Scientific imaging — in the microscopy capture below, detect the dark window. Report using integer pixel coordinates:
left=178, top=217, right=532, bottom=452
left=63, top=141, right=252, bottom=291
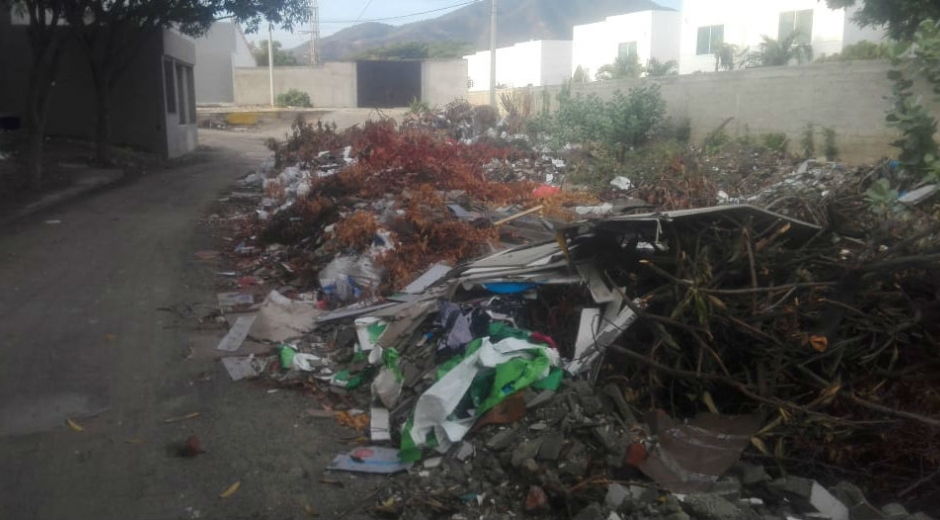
left=185, top=65, right=196, bottom=124
left=176, top=63, right=186, bottom=124
left=163, top=58, right=176, bottom=114
left=618, top=41, right=638, bottom=60
left=779, top=10, right=813, bottom=44
left=696, top=25, right=724, bottom=55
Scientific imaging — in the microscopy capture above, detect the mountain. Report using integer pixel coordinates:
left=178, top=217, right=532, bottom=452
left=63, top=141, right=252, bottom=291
left=292, top=0, right=668, bottom=61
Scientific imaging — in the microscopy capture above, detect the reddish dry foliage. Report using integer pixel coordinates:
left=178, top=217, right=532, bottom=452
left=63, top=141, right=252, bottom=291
left=333, top=211, right=378, bottom=250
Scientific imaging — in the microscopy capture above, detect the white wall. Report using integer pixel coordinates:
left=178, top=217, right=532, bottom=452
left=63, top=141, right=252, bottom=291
left=465, top=40, right=573, bottom=92
left=678, top=0, right=885, bottom=74
left=572, top=10, right=682, bottom=81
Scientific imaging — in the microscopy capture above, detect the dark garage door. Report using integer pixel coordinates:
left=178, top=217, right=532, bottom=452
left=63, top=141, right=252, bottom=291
left=357, top=61, right=422, bottom=108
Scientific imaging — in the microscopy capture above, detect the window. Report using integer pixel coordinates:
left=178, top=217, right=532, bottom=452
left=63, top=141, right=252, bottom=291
left=696, top=25, right=724, bottom=55
left=163, top=59, right=176, bottom=114
left=618, top=41, right=638, bottom=60
left=176, top=63, right=186, bottom=124
left=779, top=10, right=813, bottom=44
left=185, top=65, right=196, bottom=124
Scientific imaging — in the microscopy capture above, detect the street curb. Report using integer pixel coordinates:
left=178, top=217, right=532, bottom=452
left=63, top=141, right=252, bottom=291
left=0, top=168, right=124, bottom=226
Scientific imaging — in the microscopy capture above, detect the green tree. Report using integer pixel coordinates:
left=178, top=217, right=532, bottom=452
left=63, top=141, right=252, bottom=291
left=253, top=40, right=299, bottom=66
left=57, top=0, right=309, bottom=166
left=747, top=33, right=813, bottom=67
left=714, top=43, right=745, bottom=71
left=571, top=65, right=590, bottom=83
left=595, top=54, right=644, bottom=81
left=826, top=0, right=940, bottom=41
left=817, top=40, right=892, bottom=62
left=5, top=0, right=70, bottom=189
left=646, top=58, right=678, bottom=76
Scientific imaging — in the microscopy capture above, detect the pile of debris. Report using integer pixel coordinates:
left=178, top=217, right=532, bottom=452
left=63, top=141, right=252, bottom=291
left=207, top=110, right=940, bottom=519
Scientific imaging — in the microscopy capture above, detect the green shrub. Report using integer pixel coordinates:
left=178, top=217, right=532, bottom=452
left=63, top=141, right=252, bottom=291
left=550, top=84, right=666, bottom=161
left=823, top=127, right=839, bottom=161
left=801, top=123, right=816, bottom=159
left=276, top=89, right=313, bottom=108
left=408, top=97, right=430, bottom=115
left=761, top=132, right=789, bottom=153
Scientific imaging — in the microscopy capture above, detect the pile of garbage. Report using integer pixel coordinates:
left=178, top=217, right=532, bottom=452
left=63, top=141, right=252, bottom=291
left=207, top=110, right=940, bottom=518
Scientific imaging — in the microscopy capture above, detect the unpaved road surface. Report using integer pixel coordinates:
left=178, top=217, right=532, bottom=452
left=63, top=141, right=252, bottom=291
left=0, top=120, right=385, bottom=519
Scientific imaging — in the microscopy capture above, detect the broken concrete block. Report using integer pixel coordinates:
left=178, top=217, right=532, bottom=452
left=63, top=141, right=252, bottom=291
left=710, top=477, right=742, bottom=500
left=606, top=483, right=629, bottom=508
left=830, top=481, right=867, bottom=508
left=573, top=503, right=605, bottom=520
left=511, top=438, right=543, bottom=468
left=881, top=503, right=910, bottom=519
left=681, top=494, right=758, bottom=520
left=486, top=428, right=518, bottom=451
left=770, top=477, right=849, bottom=520
left=809, top=482, right=849, bottom=520
left=734, top=461, right=771, bottom=485
left=850, top=502, right=887, bottom=520
left=537, top=432, right=565, bottom=461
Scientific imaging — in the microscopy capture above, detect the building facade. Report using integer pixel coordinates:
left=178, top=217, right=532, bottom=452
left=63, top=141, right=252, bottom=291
left=193, top=22, right=255, bottom=105
left=464, top=40, right=573, bottom=92
left=0, top=12, right=198, bottom=158
left=678, top=0, right=885, bottom=74
left=572, top=10, right=682, bottom=81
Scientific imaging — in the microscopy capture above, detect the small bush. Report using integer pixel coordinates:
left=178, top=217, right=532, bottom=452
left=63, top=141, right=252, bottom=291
left=276, top=89, right=313, bottom=108
left=408, top=97, right=430, bottom=115
left=550, top=84, right=666, bottom=161
left=761, top=132, right=789, bottom=154
left=801, top=123, right=816, bottom=159
left=823, top=127, right=839, bottom=161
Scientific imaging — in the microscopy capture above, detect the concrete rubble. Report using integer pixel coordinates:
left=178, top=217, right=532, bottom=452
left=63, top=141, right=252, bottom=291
left=200, top=105, right=940, bottom=518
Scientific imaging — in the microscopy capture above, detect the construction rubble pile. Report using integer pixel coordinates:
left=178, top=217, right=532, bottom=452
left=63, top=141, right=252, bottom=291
left=208, top=106, right=940, bottom=519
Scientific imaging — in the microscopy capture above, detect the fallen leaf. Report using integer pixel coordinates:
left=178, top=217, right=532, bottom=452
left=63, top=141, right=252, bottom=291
left=219, top=481, right=241, bottom=498
left=702, top=391, right=720, bottom=415
left=165, top=412, right=200, bottom=423
left=810, top=335, right=829, bottom=353
left=66, top=418, right=84, bottom=432
left=304, top=504, right=318, bottom=517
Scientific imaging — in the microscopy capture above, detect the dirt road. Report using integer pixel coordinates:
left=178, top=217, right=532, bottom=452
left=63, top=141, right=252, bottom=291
left=0, top=122, right=384, bottom=519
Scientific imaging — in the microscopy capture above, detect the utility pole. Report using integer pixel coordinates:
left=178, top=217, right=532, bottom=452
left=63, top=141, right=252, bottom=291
left=268, top=22, right=274, bottom=106
left=489, top=0, right=497, bottom=108
left=310, top=0, right=321, bottom=65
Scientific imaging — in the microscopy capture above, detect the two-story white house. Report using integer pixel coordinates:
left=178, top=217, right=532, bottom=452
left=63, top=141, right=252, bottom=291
left=571, top=9, right=682, bottom=80
left=678, top=0, right=886, bottom=74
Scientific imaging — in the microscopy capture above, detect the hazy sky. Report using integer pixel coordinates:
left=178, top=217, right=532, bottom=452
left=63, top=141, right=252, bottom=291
left=263, top=0, right=683, bottom=49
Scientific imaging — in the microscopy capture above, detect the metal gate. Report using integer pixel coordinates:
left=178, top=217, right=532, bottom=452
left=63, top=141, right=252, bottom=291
left=356, top=61, right=422, bottom=108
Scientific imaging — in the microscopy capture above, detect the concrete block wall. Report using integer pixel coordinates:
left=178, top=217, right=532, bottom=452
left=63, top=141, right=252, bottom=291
left=234, top=63, right=358, bottom=107
left=234, top=60, right=468, bottom=108
left=422, top=60, right=469, bottom=107
left=468, top=61, right=940, bottom=165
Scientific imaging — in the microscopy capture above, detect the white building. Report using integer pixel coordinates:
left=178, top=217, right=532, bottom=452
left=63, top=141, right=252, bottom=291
left=193, top=22, right=255, bottom=105
left=572, top=10, right=682, bottom=81
left=678, top=0, right=886, bottom=74
left=464, top=40, right=573, bottom=91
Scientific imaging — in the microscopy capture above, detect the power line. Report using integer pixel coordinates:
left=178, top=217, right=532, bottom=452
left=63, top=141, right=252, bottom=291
left=319, top=0, right=477, bottom=24
left=355, top=0, right=374, bottom=22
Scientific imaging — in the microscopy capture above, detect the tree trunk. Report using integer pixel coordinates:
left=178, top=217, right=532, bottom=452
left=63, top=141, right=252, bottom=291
left=93, top=74, right=112, bottom=165
left=24, top=66, right=53, bottom=191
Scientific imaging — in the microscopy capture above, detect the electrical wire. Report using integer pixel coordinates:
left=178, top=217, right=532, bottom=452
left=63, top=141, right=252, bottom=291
left=320, top=0, right=477, bottom=24
left=354, top=0, right=374, bottom=22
